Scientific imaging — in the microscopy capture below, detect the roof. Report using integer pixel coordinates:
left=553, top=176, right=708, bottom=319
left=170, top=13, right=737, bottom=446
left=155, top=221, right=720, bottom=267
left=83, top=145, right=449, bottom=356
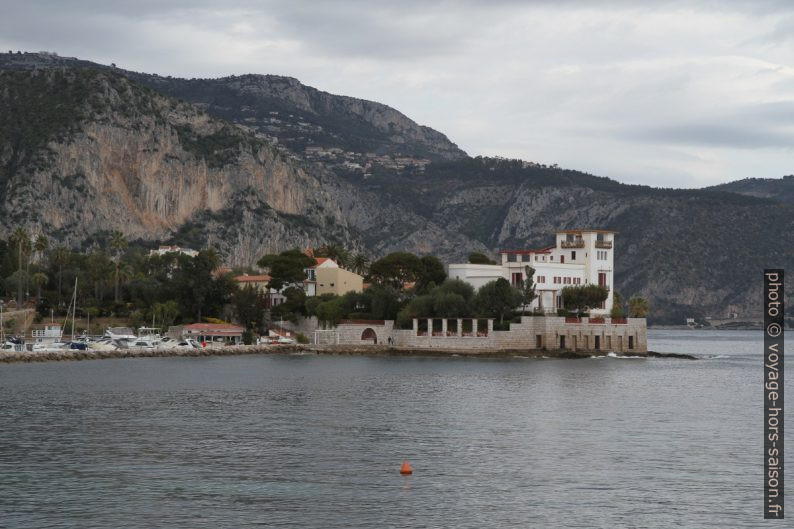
left=315, top=257, right=331, bottom=265
left=555, top=229, right=617, bottom=234
left=183, top=323, right=244, bottom=334
left=500, top=246, right=554, bottom=255
left=234, top=274, right=271, bottom=283
left=212, top=266, right=233, bottom=277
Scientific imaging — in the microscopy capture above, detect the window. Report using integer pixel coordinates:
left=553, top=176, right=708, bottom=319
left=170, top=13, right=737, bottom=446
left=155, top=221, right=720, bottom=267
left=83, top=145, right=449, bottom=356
left=571, top=251, right=576, bottom=260
left=507, top=253, right=517, bottom=262
left=550, top=256, right=554, bottom=261
left=560, top=255, right=565, bottom=264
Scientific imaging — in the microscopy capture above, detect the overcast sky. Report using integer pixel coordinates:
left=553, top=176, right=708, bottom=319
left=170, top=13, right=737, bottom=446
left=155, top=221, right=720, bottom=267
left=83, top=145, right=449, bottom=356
left=2, top=0, right=793, bottom=187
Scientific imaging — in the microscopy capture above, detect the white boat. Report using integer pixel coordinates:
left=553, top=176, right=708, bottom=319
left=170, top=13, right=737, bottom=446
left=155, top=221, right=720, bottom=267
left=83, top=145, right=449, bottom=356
left=88, top=338, right=118, bottom=351
left=130, top=338, right=158, bottom=349
left=137, top=327, right=162, bottom=348
left=32, top=341, right=68, bottom=352
left=1, top=340, right=25, bottom=352
left=104, top=327, right=137, bottom=341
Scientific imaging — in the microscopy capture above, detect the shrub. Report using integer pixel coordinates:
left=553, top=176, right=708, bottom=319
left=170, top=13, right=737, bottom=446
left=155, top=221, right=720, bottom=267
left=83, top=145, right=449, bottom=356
left=295, top=332, right=309, bottom=344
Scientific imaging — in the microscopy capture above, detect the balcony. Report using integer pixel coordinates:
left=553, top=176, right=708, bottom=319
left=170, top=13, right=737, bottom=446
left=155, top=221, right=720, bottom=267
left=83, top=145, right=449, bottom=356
left=595, top=240, right=612, bottom=249
left=560, top=240, right=585, bottom=248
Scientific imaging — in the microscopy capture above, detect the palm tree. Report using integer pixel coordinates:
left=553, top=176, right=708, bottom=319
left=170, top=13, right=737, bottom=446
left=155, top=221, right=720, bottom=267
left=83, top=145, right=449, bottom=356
left=34, top=234, right=48, bottom=264
left=350, top=252, right=369, bottom=276
left=316, top=243, right=349, bottom=268
left=628, top=296, right=650, bottom=318
left=10, top=228, right=30, bottom=305
left=50, top=246, right=70, bottom=307
left=109, top=231, right=128, bottom=302
left=31, top=272, right=48, bottom=300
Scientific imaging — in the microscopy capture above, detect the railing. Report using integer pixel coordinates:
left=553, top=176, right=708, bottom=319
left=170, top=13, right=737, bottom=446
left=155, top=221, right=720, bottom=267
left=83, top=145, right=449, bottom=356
left=595, top=241, right=612, bottom=249
left=560, top=240, right=585, bottom=248
left=611, top=318, right=627, bottom=324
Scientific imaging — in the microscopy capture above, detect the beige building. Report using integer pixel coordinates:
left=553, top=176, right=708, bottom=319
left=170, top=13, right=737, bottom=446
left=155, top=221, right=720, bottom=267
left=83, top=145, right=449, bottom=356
left=233, top=274, right=271, bottom=292
left=305, top=257, right=364, bottom=296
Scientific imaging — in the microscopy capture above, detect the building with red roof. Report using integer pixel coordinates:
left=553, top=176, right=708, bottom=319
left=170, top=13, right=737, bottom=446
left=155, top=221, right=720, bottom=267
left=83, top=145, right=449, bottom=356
left=181, top=323, right=244, bottom=345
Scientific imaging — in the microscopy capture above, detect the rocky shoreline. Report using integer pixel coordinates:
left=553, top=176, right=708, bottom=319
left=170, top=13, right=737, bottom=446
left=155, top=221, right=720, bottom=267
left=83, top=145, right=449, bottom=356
left=0, top=345, right=696, bottom=364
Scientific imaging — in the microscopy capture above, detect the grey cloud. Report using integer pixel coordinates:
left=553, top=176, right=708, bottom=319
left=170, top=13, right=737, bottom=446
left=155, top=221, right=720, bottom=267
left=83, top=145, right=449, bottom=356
left=623, top=124, right=792, bottom=149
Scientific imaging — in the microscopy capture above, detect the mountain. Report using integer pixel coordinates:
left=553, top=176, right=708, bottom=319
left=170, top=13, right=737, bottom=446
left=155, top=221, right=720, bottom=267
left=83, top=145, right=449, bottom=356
left=707, top=176, right=794, bottom=206
left=0, top=51, right=792, bottom=324
left=0, top=65, right=363, bottom=265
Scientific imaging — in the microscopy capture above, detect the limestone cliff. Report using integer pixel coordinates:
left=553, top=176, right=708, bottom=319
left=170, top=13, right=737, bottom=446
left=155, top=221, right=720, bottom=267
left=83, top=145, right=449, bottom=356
left=0, top=68, right=360, bottom=264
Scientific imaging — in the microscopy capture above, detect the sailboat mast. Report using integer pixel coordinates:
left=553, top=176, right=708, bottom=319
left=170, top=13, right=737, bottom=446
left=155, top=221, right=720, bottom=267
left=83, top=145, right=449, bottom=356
left=70, top=278, right=77, bottom=340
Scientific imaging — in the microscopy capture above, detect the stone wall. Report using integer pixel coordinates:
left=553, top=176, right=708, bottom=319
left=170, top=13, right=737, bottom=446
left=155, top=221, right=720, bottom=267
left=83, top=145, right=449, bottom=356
left=334, top=316, right=647, bottom=353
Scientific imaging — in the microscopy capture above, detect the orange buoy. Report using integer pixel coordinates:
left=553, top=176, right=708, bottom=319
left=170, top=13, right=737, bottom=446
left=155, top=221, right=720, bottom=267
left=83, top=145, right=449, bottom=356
left=400, top=460, right=413, bottom=475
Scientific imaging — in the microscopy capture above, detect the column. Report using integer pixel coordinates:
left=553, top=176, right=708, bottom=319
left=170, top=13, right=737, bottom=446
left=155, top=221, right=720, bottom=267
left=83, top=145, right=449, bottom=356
left=442, top=319, right=447, bottom=336
left=457, top=318, right=463, bottom=336
left=487, top=319, right=494, bottom=334
left=412, top=318, right=418, bottom=335
left=427, top=318, right=433, bottom=337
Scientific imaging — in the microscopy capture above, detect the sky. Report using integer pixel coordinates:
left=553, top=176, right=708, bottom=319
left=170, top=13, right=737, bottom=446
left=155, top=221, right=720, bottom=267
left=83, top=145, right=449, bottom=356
left=1, top=0, right=793, bottom=188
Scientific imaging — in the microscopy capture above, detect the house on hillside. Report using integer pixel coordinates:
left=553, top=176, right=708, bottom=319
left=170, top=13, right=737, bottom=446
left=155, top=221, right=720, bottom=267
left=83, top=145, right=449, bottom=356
left=233, top=273, right=286, bottom=308
left=149, top=245, right=199, bottom=258
left=449, top=229, right=616, bottom=315
left=303, top=257, right=364, bottom=297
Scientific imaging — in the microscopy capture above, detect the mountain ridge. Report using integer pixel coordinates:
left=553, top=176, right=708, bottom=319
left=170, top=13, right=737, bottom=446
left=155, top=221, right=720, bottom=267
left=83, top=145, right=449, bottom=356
left=0, top=51, right=791, bottom=324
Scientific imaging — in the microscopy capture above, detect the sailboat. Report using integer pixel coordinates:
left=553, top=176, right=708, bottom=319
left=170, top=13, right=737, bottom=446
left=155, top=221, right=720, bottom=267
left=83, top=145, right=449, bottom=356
left=42, top=278, right=86, bottom=351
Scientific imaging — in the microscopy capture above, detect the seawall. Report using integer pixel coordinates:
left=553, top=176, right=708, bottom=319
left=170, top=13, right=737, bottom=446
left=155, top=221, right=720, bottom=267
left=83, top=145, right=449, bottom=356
left=0, top=344, right=694, bottom=364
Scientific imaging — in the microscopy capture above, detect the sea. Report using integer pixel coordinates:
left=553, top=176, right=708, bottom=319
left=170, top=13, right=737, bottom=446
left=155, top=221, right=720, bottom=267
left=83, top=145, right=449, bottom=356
left=0, top=330, right=788, bottom=528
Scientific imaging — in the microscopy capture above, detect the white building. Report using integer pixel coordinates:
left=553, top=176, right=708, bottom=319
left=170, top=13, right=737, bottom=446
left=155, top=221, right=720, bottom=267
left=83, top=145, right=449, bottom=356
left=149, top=245, right=199, bottom=258
left=448, top=229, right=616, bottom=315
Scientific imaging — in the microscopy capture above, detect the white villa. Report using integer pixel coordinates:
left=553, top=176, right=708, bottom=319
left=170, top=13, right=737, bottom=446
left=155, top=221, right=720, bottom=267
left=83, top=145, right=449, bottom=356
left=448, top=229, right=616, bottom=315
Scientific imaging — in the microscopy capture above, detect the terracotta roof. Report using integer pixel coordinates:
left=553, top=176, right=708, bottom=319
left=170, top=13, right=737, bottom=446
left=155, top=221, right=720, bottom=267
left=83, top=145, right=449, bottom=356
left=234, top=274, right=271, bottom=282
left=315, top=257, right=331, bottom=265
left=183, top=323, right=244, bottom=334
left=500, top=246, right=554, bottom=255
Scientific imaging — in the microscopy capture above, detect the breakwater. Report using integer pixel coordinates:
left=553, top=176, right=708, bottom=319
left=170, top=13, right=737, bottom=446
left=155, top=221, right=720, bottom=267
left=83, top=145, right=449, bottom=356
left=0, top=344, right=695, bottom=364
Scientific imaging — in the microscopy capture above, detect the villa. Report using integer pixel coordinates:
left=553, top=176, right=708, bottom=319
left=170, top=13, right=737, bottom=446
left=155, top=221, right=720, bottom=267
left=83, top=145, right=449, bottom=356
left=149, top=245, right=199, bottom=258
left=449, top=229, right=616, bottom=315
left=303, top=257, right=364, bottom=297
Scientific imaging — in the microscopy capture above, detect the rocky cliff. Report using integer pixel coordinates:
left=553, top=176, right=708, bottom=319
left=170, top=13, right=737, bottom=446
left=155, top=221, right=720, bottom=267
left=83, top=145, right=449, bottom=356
left=0, top=67, right=361, bottom=263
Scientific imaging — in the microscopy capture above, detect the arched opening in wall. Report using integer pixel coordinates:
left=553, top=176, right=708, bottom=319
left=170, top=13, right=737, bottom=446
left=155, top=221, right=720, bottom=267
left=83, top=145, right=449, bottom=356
left=361, top=328, right=377, bottom=344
